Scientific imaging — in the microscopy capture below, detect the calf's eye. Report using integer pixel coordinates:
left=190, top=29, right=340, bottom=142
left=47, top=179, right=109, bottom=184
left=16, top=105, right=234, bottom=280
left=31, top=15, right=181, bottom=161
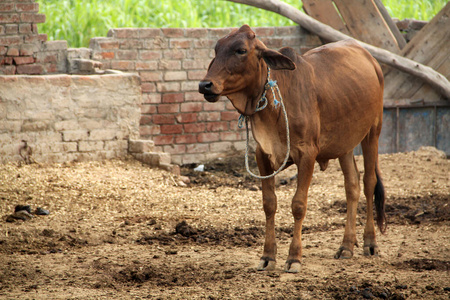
left=236, top=49, right=247, bottom=55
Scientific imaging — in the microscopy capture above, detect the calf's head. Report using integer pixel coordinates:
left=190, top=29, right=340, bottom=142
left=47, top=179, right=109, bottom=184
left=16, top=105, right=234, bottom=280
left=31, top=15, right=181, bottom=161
left=199, top=25, right=296, bottom=115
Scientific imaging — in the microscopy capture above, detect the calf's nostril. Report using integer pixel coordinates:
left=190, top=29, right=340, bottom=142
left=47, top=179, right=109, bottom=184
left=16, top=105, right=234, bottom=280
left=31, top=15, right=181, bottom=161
left=199, top=81, right=213, bottom=93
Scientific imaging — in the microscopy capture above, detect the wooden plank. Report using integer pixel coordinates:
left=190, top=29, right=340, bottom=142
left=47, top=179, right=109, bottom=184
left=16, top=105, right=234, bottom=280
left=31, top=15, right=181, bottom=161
left=373, top=0, right=406, bottom=49
left=302, top=0, right=349, bottom=35
left=383, top=2, right=450, bottom=100
left=332, top=0, right=401, bottom=53
left=410, top=52, right=450, bottom=101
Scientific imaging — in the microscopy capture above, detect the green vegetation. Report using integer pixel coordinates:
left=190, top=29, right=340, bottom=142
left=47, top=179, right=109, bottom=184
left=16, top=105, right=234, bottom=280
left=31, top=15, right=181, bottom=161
left=36, top=0, right=448, bottom=48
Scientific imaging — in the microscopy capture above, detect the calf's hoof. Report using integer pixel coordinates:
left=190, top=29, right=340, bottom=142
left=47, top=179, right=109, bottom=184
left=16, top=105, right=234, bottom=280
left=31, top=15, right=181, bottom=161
left=363, top=245, right=379, bottom=256
left=257, top=258, right=276, bottom=271
left=334, top=246, right=353, bottom=259
left=284, top=259, right=301, bottom=273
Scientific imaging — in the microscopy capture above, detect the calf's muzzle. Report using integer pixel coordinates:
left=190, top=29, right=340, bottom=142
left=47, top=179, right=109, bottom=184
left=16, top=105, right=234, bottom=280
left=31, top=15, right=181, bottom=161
left=199, top=80, right=220, bottom=102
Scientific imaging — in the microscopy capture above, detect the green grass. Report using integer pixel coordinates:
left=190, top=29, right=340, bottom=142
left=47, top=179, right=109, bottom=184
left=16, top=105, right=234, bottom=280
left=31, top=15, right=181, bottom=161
left=36, top=0, right=448, bottom=48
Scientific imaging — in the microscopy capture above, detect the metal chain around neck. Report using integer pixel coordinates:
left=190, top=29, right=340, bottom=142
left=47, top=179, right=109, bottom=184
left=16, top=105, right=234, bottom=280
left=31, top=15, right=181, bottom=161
left=239, top=67, right=291, bottom=180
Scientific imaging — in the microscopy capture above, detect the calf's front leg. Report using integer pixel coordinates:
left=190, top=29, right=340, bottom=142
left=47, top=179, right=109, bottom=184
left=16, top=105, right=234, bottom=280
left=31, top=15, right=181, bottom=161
left=256, top=149, right=277, bottom=271
left=285, top=156, right=315, bottom=273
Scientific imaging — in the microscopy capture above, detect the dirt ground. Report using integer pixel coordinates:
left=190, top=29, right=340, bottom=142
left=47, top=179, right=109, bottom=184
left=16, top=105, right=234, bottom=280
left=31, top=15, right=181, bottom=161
left=0, top=146, right=448, bottom=299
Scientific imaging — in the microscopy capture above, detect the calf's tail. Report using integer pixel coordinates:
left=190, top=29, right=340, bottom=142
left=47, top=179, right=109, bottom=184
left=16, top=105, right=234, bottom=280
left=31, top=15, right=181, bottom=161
left=374, top=165, right=386, bottom=233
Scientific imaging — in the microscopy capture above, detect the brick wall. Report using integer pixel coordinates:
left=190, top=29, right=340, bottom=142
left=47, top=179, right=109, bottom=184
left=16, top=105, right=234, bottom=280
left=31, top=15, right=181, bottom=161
left=0, top=0, right=324, bottom=165
left=0, top=0, right=67, bottom=75
left=90, top=27, right=322, bottom=165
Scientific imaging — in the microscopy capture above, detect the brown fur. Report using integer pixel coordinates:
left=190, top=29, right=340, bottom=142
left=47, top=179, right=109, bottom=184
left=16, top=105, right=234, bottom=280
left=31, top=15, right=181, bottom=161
left=199, top=25, right=386, bottom=272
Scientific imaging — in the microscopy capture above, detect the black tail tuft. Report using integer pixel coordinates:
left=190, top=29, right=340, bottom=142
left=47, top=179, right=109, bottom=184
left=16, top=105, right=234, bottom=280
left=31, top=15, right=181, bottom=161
left=374, top=167, right=387, bottom=233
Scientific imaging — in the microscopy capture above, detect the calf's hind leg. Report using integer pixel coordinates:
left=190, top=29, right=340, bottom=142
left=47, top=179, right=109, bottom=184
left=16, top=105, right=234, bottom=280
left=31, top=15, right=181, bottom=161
left=360, top=126, right=384, bottom=256
left=335, top=151, right=361, bottom=259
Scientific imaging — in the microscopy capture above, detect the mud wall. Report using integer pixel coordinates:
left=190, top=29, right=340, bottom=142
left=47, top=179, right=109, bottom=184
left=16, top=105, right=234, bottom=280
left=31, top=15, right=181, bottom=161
left=0, top=73, right=141, bottom=163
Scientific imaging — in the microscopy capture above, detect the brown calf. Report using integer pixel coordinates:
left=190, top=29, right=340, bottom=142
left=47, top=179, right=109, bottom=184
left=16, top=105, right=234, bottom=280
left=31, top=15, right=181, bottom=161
left=199, top=25, right=386, bottom=273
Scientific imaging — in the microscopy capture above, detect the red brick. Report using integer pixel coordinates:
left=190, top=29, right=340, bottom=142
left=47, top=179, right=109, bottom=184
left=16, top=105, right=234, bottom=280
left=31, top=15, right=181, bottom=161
left=157, top=103, right=179, bottom=114
left=207, top=122, right=228, bottom=132
left=100, top=52, right=114, bottom=59
left=181, top=102, right=202, bottom=112
left=188, top=70, right=207, bottom=80
left=163, top=144, right=186, bottom=154
left=194, top=39, right=215, bottom=49
left=161, top=124, right=183, bottom=134
left=0, top=4, right=14, bottom=12
left=175, top=134, right=197, bottom=144
left=111, top=60, right=135, bottom=70
left=140, top=50, right=161, bottom=60
left=182, top=59, right=210, bottom=70
left=197, top=112, right=220, bottom=122
left=16, top=64, right=43, bottom=74
left=24, top=34, right=47, bottom=43
left=204, top=102, right=225, bottom=111
left=158, top=60, right=181, bottom=70
left=154, top=135, right=174, bottom=146
left=0, top=14, right=19, bottom=23
left=139, top=125, right=160, bottom=136
left=119, top=39, right=144, bottom=49
left=0, top=46, right=6, bottom=55
left=116, top=50, right=137, bottom=60
left=1, top=57, right=13, bottom=65
left=99, top=40, right=119, bottom=49
left=140, top=115, right=152, bottom=125
left=141, top=104, right=157, bottom=114
left=220, top=132, right=242, bottom=141
left=0, top=65, right=16, bottom=75
left=20, top=13, right=45, bottom=23
left=162, top=93, right=184, bottom=103
left=210, top=28, right=234, bottom=38
left=186, top=143, right=209, bottom=154
left=156, top=82, right=180, bottom=92
left=141, top=82, right=156, bottom=93
left=0, top=36, right=21, bottom=45
left=139, top=28, right=161, bottom=38
left=170, top=39, right=191, bottom=49
left=162, top=28, right=184, bottom=38
left=221, top=111, right=240, bottom=121
left=136, top=61, right=158, bottom=70
left=140, top=71, right=161, bottom=82
left=42, top=63, right=57, bottom=74
left=15, top=3, right=39, bottom=12
left=142, top=93, right=161, bottom=104
left=153, top=115, right=175, bottom=125
left=41, top=54, right=57, bottom=63
left=163, top=49, right=185, bottom=60
left=19, top=44, right=35, bottom=56
left=13, top=56, right=34, bottom=65
left=197, top=132, right=219, bottom=143
left=185, top=28, right=208, bottom=38
left=176, top=113, right=197, bottom=123
left=185, top=92, right=204, bottom=102
left=6, top=47, right=19, bottom=56
left=115, top=28, right=139, bottom=39
left=5, top=24, right=18, bottom=34
left=183, top=123, right=205, bottom=133
left=19, top=24, right=32, bottom=34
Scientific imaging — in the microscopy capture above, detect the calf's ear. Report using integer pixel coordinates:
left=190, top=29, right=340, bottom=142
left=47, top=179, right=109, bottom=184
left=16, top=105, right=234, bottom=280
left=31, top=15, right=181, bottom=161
left=261, top=49, right=296, bottom=70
